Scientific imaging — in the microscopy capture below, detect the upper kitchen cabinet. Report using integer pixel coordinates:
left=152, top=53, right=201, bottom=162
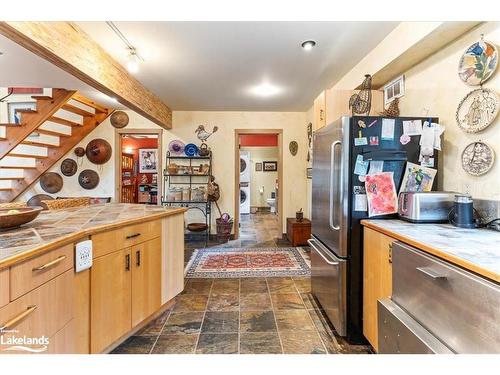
left=313, top=89, right=384, bottom=130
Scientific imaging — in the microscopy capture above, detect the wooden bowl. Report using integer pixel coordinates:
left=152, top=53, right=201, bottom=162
left=0, top=206, right=44, bottom=230
left=187, top=223, right=208, bottom=232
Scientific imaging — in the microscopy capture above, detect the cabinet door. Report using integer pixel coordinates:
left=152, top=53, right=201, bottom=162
left=132, top=238, right=161, bottom=326
left=90, top=248, right=132, bottom=353
left=363, top=227, right=393, bottom=352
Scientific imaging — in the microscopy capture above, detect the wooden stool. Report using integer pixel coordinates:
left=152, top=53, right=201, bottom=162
left=286, top=218, right=311, bottom=246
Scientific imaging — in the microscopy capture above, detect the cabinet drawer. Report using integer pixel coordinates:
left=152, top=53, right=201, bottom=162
left=92, top=220, right=161, bottom=258
left=0, top=268, right=8, bottom=308
left=0, top=269, right=73, bottom=353
left=392, top=242, right=500, bottom=353
left=10, top=244, right=74, bottom=300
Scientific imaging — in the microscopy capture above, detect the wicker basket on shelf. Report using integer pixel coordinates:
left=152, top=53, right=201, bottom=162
left=41, top=197, right=91, bottom=210
left=0, top=202, right=27, bottom=209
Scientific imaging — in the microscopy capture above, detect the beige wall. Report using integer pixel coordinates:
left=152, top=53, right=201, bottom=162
left=399, top=22, right=500, bottom=200
left=241, top=146, right=278, bottom=207
left=19, top=110, right=308, bottom=233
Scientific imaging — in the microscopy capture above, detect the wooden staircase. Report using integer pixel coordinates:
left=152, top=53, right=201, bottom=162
left=0, top=89, right=112, bottom=202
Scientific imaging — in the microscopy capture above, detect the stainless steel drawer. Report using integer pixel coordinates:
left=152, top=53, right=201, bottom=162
left=309, top=237, right=347, bottom=336
left=392, top=241, right=500, bottom=353
left=378, top=298, right=452, bottom=354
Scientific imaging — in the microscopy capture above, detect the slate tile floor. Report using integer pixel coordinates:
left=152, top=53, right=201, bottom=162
left=112, top=212, right=372, bottom=354
left=112, top=277, right=372, bottom=354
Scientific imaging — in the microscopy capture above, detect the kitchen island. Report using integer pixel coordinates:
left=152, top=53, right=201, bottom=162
left=0, top=204, right=186, bottom=354
left=361, top=219, right=500, bottom=352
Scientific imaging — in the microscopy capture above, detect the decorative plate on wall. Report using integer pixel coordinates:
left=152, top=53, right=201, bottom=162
left=40, top=172, right=63, bottom=194
left=60, top=158, right=78, bottom=177
left=456, top=88, right=499, bottom=133
left=78, top=169, right=100, bottom=190
left=458, top=39, right=498, bottom=86
left=86, top=138, right=112, bottom=165
left=184, top=143, right=198, bottom=157
left=461, top=141, right=495, bottom=176
left=168, top=140, right=185, bottom=155
left=110, top=111, right=129, bottom=129
left=289, top=141, right=298, bottom=156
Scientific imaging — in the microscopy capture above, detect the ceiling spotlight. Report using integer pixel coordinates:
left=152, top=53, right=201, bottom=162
left=301, top=40, right=316, bottom=51
left=248, top=82, right=282, bottom=98
left=126, top=48, right=141, bottom=73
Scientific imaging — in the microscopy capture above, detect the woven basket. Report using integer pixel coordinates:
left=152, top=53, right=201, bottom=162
left=0, top=202, right=27, bottom=209
left=42, top=197, right=91, bottom=210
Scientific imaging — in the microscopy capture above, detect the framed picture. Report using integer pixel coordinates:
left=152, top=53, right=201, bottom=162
left=255, top=162, right=262, bottom=171
left=306, top=168, right=312, bottom=179
left=139, top=148, right=158, bottom=173
left=263, top=161, right=277, bottom=172
left=8, top=102, right=36, bottom=124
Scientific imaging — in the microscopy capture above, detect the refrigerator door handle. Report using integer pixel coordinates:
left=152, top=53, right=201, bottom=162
left=307, top=239, right=339, bottom=265
left=329, top=141, right=341, bottom=231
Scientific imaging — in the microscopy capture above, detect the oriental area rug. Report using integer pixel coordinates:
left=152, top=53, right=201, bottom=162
left=185, top=247, right=311, bottom=278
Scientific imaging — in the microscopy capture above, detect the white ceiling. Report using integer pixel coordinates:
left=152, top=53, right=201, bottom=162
left=77, top=21, right=399, bottom=111
left=1, top=22, right=398, bottom=112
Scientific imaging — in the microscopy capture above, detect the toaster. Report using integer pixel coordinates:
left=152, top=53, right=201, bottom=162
left=398, top=192, right=457, bottom=223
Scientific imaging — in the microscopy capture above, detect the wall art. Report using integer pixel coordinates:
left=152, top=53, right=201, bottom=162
left=456, top=88, right=499, bottom=133
left=458, top=38, right=498, bottom=86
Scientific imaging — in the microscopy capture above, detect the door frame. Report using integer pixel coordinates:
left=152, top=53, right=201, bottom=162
left=114, top=128, right=163, bottom=204
left=233, top=129, right=283, bottom=240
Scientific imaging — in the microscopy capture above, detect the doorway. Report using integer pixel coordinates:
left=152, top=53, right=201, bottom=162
left=115, top=128, right=163, bottom=204
left=234, top=129, right=283, bottom=241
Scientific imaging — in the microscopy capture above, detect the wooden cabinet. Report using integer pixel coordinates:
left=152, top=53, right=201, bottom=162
left=131, top=238, right=161, bottom=326
left=0, top=269, right=73, bottom=354
left=286, top=218, right=311, bottom=246
left=313, top=91, right=326, bottom=130
left=0, top=268, right=8, bottom=308
left=314, top=89, right=385, bottom=130
left=90, top=221, right=162, bottom=353
left=161, top=214, right=185, bottom=303
left=90, top=248, right=132, bottom=353
left=10, top=244, right=74, bottom=300
left=363, top=227, right=394, bottom=352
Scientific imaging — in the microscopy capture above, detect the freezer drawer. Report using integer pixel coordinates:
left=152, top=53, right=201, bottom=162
left=377, top=298, right=452, bottom=354
left=392, top=242, right=500, bottom=353
left=308, top=237, right=347, bottom=336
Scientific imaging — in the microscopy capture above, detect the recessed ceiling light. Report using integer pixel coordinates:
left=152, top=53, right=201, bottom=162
left=301, top=40, right=316, bottom=51
left=248, top=82, right=282, bottom=98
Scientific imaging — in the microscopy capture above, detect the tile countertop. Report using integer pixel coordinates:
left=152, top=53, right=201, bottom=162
left=361, top=219, right=500, bottom=284
left=0, top=203, right=186, bottom=268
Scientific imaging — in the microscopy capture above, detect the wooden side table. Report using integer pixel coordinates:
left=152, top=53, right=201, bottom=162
left=286, top=218, right=311, bottom=246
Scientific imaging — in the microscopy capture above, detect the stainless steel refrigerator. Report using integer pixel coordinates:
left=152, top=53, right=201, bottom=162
left=309, top=115, right=439, bottom=343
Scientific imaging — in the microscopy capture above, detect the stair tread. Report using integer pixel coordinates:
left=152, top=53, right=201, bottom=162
left=36, top=128, right=71, bottom=137
left=15, top=109, right=37, bottom=113
left=71, top=93, right=108, bottom=113
left=0, top=165, right=37, bottom=169
left=49, top=116, right=82, bottom=127
left=0, top=123, right=20, bottom=127
left=0, top=188, right=13, bottom=191
left=21, top=139, right=59, bottom=147
left=0, top=177, right=24, bottom=180
left=62, top=103, right=94, bottom=117
left=8, top=153, right=47, bottom=159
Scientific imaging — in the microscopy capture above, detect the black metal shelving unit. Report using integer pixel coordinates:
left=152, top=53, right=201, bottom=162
left=161, top=151, right=212, bottom=246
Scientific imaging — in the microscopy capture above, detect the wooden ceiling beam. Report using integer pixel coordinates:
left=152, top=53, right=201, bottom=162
left=0, top=21, right=172, bottom=129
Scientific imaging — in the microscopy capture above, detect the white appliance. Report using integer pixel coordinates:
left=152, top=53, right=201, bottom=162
left=240, top=183, right=250, bottom=214
left=240, top=151, right=250, bottom=182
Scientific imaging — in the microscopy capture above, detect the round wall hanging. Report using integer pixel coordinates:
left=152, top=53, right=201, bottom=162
left=86, top=138, right=112, bottom=164
left=458, top=39, right=498, bottom=86
left=74, top=147, right=85, bottom=157
left=40, top=172, right=63, bottom=194
left=289, top=141, right=298, bottom=156
left=456, top=88, right=499, bottom=133
left=184, top=143, right=198, bottom=157
left=168, top=140, right=185, bottom=155
left=461, top=141, right=495, bottom=176
left=27, top=194, right=53, bottom=209
left=78, top=170, right=100, bottom=190
left=110, top=110, right=129, bottom=129
left=60, top=158, right=78, bottom=177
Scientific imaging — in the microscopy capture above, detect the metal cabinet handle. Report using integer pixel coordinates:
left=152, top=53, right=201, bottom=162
left=307, top=239, right=339, bottom=266
left=125, top=254, right=131, bottom=271
left=32, top=255, right=66, bottom=272
left=329, top=141, right=341, bottom=231
left=126, top=233, right=141, bottom=239
left=416, top=267, right=447, bottom=280
left=136, top=250, right=141, bottom=267
left=0, top=305, right=37, bottom=333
